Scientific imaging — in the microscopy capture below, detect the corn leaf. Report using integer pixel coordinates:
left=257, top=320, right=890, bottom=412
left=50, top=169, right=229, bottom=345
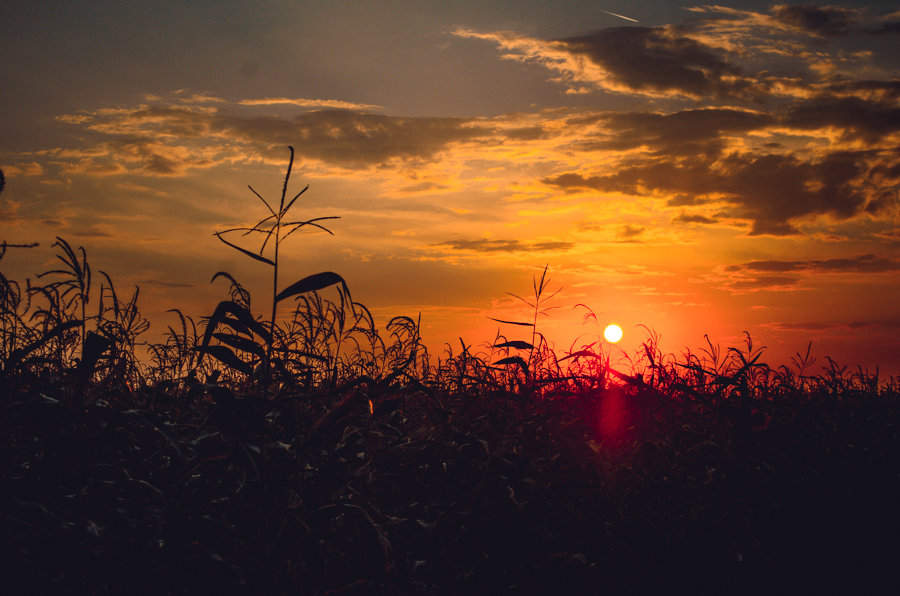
left=275, top=271, right=346, bottom=304
left=494, top=340, right=534, bottom=350
left=493, top=356, right=530, bottom=374
left=214, top=232, right=275, bottom=266
left=488, top=317, right=534, bottom=327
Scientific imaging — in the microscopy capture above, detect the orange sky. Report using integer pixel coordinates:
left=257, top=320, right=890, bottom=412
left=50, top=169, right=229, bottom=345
left=2, top=2, right=900, bottom=372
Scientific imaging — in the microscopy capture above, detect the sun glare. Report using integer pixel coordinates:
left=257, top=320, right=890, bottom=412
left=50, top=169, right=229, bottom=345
left=603, top=324, right=623, bottom=343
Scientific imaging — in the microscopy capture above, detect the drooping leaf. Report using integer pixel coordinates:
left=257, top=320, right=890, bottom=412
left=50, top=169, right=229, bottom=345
left=558, top=349, right=604, bottom=362
left=213, top=332, right=266, bottom=359
left=214, top=232, right=275, bottom=266
left=275, top=271, right=346, bottom=304
left=198, top=300, right=271, bottom=369
left=488, top=317, right=534, bottom=327
left=493, top=356, right=530, bottom=374
left=494, top=340, right=534, bottom=350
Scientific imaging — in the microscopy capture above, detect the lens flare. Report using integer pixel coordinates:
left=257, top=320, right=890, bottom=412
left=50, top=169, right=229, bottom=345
left=603, top=324, right=623, bottom=343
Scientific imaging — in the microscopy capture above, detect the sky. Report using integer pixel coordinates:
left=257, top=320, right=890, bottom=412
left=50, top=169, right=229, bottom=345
left=2, top=1, right=900, bottom=373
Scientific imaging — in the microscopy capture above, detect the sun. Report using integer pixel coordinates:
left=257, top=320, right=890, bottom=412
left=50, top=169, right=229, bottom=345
left=603, top=324, right=623, bottom=343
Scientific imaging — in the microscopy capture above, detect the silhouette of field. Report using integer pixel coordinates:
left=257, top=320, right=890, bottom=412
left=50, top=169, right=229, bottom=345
left=3, top=154, right=898, bottom=594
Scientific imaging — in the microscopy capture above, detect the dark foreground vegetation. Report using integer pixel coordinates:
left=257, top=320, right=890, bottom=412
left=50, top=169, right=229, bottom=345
left=3, top=158, right=899, bottom=594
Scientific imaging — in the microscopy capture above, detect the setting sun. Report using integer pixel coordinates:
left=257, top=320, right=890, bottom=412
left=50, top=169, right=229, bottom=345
left=603, top=324, right=623, bottom=343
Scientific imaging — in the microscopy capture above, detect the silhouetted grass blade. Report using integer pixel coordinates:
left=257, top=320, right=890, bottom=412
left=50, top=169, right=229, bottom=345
left=275, top=271, right=346, bottom=304
left=558, top=349, right=604, bottom=362
left=495, top=340, right=534, bottom=350
left=214, top=232, right=275, bottom=266
left=494, top=355, right=530, bottom=375
left=213, top=332, right=267, bottom=359
left=488, top=317, right=534, bottom=327
left=4, top=319, right=82, bottom=372
left=197, top=300, right=272, bottom=371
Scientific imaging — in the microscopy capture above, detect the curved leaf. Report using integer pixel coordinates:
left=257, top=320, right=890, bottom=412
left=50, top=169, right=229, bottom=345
left=494, top=340, right=534, bottom=350
left=488, top=317, right=534, bottom=327
left=213, top=332, right=266, bottom=359
left=493, top=356, right=530, bottom=374
left=275, top=271, right=346, bottom=304
left=198, top=300, right=271, bottom=369
left=214, top=232, right=275, bottom=266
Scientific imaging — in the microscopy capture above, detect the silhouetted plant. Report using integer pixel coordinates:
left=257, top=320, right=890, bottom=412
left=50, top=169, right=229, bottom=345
left=490, top=264, right=563, bottom=395
left=197, top=146, right=350, bottom=388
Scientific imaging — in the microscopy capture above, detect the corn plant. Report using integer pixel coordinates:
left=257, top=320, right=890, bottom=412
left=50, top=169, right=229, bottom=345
left=490, top=264, right=562, bottom=395
left=197, top=146, right=351, bottom=388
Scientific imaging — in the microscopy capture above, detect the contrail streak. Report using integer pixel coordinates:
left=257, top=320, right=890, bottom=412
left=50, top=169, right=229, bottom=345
left=600, top=9, right=639, bottom=23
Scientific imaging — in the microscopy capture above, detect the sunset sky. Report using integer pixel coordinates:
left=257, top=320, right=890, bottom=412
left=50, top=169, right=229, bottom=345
left=2, top=1, right=899, bottom=372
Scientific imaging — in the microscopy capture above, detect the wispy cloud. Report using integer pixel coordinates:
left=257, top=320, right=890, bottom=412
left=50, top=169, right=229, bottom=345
left=238, top=97, right=383, bottom=111
left=729, top=254, right=900, bottom=274
left=433, top=238, right=574, bottom=253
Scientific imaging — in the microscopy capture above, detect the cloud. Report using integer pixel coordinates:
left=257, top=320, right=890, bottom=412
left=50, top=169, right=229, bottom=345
left=771, top=5, right=860, bottom=36
left=673, top=213, right=717, bottom=224
left=617, top=224, right=644, bottom=240
left=873, top=228, right=900, bottom=242
left=589, top=108, right=774, bottom=156
left=455, top=26, right=753, bottom=99
left=3, top=162, right=44, bottom=177
left=238, top=97, right=382, bottom=111
left=727, top=275, right=800, bottom=291
left=434, top=238, right=574, bottom=253
left=221, top=109, right=492, bottom=166
left=784, top=96, right=900, bottom=142
left=72, top=225, right=114, bottom=238
left=823, top=80, right=900, bottom=102
left=768, top=320, right=900, bottom=331
left=50, top=100, right=497, bottom=175
left=554, top=27, right=749, bottom=99
left=729, top=253, right=900, bottom=274
left=543, top=149, right=877, bottom=236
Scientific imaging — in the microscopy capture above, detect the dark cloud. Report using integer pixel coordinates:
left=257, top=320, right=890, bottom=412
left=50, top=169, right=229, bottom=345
left=868, top=20, right=900, bottom=35
left=73, top=227, right=113, bottom=238
left=593, top=108, right=773, bottom=156
left=220, top=109, right=492, bottom=166
left=824, top=80, right=900, bottom=101
left=673, top=213, right=716, bottom=224
left=399, top=181, right=449, bottom=193
left=732, top=253, right=900, bottom=274
left=555, top=27, right=748, bottom=99
left=783, top=96, right=900, bottom=142
left=874, top=228, right=900, bottom=242
left=60, top=105, right=496, bottom=173
left=728, top=275, right=800, bottom=290
left=618, top=224, right=644, bottom=239
left=544, top=150, right=872, bottom=236
left=435, top=238, right=573, bottom=253
left=770, top=320, right=900, bottom=331
left=503, top=126, right=548, bottom=141
left=772, top=5, right=859, bottom=36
